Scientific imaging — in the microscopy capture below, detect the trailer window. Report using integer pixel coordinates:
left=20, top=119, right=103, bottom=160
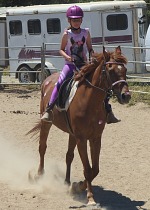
left=139, top=22, right=145, bottom=39
left=107, top=14, right=128, bottom=31
left=47, top=18, right=61, bottom=34
left=28, top=19, right=41, bottom=35
left=9, top=20, right=22, bottom=35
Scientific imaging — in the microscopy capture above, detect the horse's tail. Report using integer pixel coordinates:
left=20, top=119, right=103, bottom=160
left=26, top=121, right=41, bottom=139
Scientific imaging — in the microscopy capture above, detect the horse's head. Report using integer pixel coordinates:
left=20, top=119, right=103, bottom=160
left=70, top=36, right=85, bottom=62
left=74, top=46, right=131, bottom=104
left=104, top=46, right=131, bottom=104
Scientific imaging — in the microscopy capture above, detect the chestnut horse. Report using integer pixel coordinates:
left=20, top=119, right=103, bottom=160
left=28, top=46, right=131, bottom=205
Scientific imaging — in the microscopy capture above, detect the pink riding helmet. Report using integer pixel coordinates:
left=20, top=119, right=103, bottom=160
left=66, top=5, right=84, bottom=18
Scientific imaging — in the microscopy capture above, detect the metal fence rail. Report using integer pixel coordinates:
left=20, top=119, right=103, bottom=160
left=0, top=45, right=44, bottom=85
left=130, top=90, right=150, bottom=94
left=0, top=44, right=150, bottom=96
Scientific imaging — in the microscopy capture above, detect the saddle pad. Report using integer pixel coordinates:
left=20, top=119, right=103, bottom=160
left=65, top=81, right=79, bottom=110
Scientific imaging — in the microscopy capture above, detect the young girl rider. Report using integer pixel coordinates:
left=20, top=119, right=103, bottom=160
left=41, top=5, right=119, bottom=124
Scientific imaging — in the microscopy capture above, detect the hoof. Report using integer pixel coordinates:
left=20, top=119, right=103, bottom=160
left=69, top=182, right=78, bottom=195
left=87, top=201, right=96, bottom=206
left=87, top=202, right=101, bottom=209
left=64, top=180, right=71, bottom=186
left=28, top=170, right=36, bottom=184
left=28, top=170, right=44, bottom=184
left=69, top=182, right=85, bottom=194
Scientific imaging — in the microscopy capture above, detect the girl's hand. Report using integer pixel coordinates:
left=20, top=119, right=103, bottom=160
left=66, top=56, right=74, bottom=62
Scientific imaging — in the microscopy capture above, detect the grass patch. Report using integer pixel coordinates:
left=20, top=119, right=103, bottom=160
left=2, top=66, right=10, bottom=76
left=128, top=83, right=150, bottom=106
left=111, top=83, right=150, bottom=106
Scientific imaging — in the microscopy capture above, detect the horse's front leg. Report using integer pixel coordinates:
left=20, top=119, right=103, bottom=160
left=73, top=133, right=101, bottom=192
left=76, top=138, right=96, bottom=206
left=89, top=136, right=102, bottom=181
left=65, top=134, right=76, bottom=185
left=38, top=121, right=51, bottom=176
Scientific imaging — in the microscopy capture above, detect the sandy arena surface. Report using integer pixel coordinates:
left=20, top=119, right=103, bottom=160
left=0, top=86, right=149, bottom=210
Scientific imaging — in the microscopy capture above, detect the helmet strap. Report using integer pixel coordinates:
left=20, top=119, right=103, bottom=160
left=71, top=26, right=80, bottom=31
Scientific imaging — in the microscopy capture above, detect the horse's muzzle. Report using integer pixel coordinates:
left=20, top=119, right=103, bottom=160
left=113, top=89, right=131, bottom=104
left=112, top=80, right=131, bottom=104
left=121, top=91, right=131, bottom=104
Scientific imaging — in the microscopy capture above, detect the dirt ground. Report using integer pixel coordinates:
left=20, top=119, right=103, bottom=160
left=0, top=86, right=150, bottom=210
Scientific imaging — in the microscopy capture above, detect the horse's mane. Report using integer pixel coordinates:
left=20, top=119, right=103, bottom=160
left=74, top=52, right=105, bottom=81
left=74, top=50, right=127, bottom=81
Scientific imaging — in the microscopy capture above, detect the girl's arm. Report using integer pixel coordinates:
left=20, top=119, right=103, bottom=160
left=86, top=31, right=94, bottom=56
left=59, top=32, right=72, bottom=62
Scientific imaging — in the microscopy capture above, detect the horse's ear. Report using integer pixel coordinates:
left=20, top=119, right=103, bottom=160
left=103, top=46, right=109, bottom=62
left=116, top=46, right=121, bottom=55
left=82, top=36, right=85, bottom=43
left=70, top=37, right=75, bottom=44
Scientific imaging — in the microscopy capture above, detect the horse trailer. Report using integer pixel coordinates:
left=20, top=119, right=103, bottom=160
left=0, top=1, right=147, bottom=83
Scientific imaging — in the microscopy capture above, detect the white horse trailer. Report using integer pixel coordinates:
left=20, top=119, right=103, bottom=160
left=145, top=24, right=150, bottom=72
left=0, top=1, right=147, bottom=82
left=0, top=8, right=10, bottom=68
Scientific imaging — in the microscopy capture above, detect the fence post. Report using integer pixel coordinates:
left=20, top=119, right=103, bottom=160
left=0, top=67, right=2, bottom=83
left=41, top=43, right=45, bottom=84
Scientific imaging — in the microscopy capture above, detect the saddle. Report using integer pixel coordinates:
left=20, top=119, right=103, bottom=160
left=56, top=77, right=75, bottom=111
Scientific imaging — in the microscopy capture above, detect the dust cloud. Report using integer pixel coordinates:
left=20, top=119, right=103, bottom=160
left=0, top=134, right=67, bottom=194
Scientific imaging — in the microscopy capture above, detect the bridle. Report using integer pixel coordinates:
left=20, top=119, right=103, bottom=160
left=105, top=61, right=128, bottom=88
left=83, top=60, right=128, bottom=97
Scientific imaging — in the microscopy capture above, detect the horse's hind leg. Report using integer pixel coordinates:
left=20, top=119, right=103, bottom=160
left=65, top=134, right=76, bottom=185
left=38, top=121, right=51, bottom=176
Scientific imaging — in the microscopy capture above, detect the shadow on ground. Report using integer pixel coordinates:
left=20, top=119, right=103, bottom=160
left=69, top=185, right=146, bottom=210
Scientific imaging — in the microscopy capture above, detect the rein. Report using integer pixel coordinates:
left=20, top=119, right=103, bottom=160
left=73, top=61, right=108, bottom=93
left=84, top=78, right=107, bottom=93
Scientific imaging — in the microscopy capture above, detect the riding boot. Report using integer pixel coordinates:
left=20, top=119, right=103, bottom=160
left=107, top=111, right=121, bottom=124
left=105, top=98, right=120, bottom=124
left=41, top=103, right=55, bottom=123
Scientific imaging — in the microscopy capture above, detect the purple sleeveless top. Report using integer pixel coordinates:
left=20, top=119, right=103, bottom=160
left=65, top=28, right=89, bottom=65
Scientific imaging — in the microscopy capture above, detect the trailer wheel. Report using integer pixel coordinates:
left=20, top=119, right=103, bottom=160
left=36, top=67, right=51, bottom=83
left=18, top=66, right=36, bottom=83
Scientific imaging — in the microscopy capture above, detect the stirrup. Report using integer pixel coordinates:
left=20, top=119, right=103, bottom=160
left=41, top=111, right=53, bottom=123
